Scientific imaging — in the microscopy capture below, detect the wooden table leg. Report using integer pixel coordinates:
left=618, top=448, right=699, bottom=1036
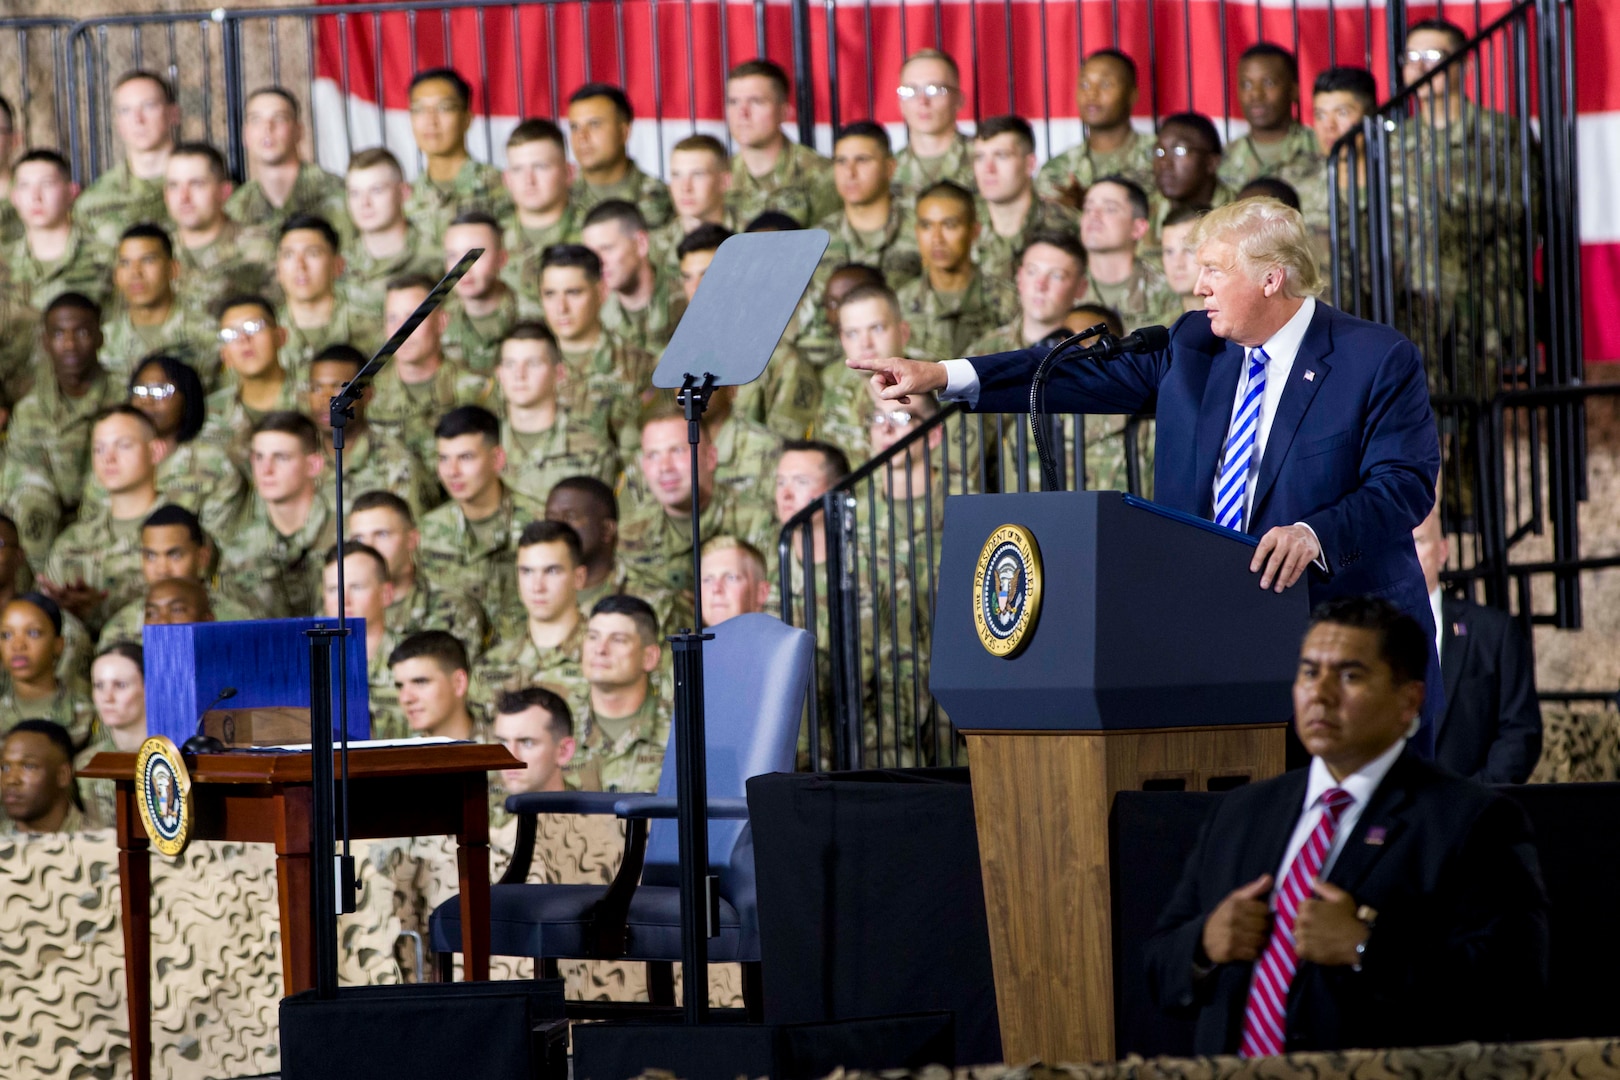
left=115, top=782, right=153, bottom=1080
left=275, top=787, right=317, bottom=993
left=458, top=773, right=491, bottom=981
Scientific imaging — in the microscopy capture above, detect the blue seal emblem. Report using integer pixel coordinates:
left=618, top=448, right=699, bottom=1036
left=973, top=524, right=1043, bottom=657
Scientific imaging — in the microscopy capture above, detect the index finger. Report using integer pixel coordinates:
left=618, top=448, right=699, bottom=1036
left=844, top=355, right=884, bottom=372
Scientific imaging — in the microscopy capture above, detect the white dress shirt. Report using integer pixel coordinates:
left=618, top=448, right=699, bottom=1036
left=1273, top=736, right=1406, bottom=894
left=1430, top=586, right=1445, bottom=662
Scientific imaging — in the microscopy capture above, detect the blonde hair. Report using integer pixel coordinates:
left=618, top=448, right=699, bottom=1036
left=701, top=535, right=767, bottom=579
left=1188, top=197, right=1322, bottom=299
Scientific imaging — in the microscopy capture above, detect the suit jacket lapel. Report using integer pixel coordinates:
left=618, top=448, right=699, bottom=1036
left=1195, top=344, right=1245, bottom=518
left=1249, top=305, right=1336, bottom=524
left=1243, top=770, right=1311, bottom=883
left=1440, top=597, right=1468, bottom=735
left=1325, top=752, right=1417, bottom=896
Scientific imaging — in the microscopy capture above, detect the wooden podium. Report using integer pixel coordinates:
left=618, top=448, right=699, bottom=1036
left=80, top=742, right=518, bottom=1080
left=932, top=492, right=1306, bottom=1064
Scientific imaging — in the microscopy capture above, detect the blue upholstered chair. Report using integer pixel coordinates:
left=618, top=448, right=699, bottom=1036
left=430, top=613, right=813, bottom=1016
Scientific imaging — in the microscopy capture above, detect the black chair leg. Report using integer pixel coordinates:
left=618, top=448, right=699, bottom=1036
left=434, top=952, right=454, bottom=982
left=742, top=962, right=764, bottom=1022
left=536, top=957, right=560, bottom=981
left=646, top=961, right=676, bottom=1005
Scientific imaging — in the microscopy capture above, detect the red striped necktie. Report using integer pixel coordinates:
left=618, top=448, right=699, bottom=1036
left=1239, top=786, right=1356, bottom=1058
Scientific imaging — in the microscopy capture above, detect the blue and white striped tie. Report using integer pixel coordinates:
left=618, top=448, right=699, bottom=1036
left=1213, top=347, right=1268, bottom=531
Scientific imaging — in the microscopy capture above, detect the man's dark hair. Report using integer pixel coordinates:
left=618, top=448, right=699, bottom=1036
left=448, top=208, right=504, bottom=238
left=434, top=404, right=500, bottom=445
left=252, top=410, right=322, bottom=455
left=0, top=94, right=13, bottom=129
left=118, top=222, right=174, bottom=260
left=975, top=114, right=1036, bottom=154
left=547, top=475, right=619, bottom=522
left=744, top=210, right=803, bottom=232
left=143, top=504, right=206, bottom=546
left=171, top=141, right=231, bottom=182
left=129, top=354, right=207, bottom=443
left=916, top=179, right=976, bottom=220
left=1313, top=66, right=1380, bottom=112
left=386, top=272, right=440, bottom=296
left=1017, top=230, right=1087, bottom=273
left=1159, top=112, right=1223, bottom=155
left=278, top=213, right=341, bottom=251
left=508, top=117, right=567, bottom=151
left=591, top=593, right=659, bottom=645
left=15, top=148, right=72, bottom=180
left=410, top=67, right=472, bottom=109
left=782, top=439, right=852, bottom=483
left=1161, top=205, right=1208, bottom=230
left=1239, top=42, right=1300, bottom=82
left=1085, top=48, right=1138, bottom=86
left=1406, top=17, right=1468, bottom=53
left=499, top=320, right=560, bottom=354
left=1071, top=302, right=1125, bottom=338
left=312, top=343, right=367, bottom=373
left=1237, top=176, right=1302, bottom=211
left=1306, top=596, right=1429, bottom=685
left=539, top=243, right=603, bottom=282
left=582, top=198, right=649, bottom=235
left=215, top=293, right=278, bottom=325
left=352, top=489, right=415, bottom=526
left=324, top=539, right=389, bottom=581
left=116, top=70, right=176, bottom=104
left=834, top=120, right=892, bottom=156
left=726, top=59, right=791, bottom=101
left=246, top=86, right=302, bottom=121
left=44, top=291, right=102, bottom=322
left=389, top=629, right=471, bottom=675
left=5, top=719, right=81, bottom=811
left=569, top=82, right=633, bottom=123
left=1090, top=174, right=1151, bottom=220
left=495, top=685, right=574, bottom=739
left=517, top=519, right=584, bottom=566
left=676, top=223, right=734, bottom=260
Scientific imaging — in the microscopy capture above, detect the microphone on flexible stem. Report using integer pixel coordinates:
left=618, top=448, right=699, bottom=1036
left=180, top=686, right=239, bottom=756
left=1028, top=323, right=1171, bottom=491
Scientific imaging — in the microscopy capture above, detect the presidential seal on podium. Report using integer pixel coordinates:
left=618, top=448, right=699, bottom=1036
left=974, top=523, right=1043, bottom=658
left=134, top=736, right=194, bottom=857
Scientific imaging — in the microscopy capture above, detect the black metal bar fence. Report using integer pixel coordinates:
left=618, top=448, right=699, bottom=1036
left=0, top=19, right=78, bottom=176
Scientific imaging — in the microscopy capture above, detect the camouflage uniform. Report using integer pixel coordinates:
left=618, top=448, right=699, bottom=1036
left=277, top=293, right=385, bottom=387
left=617, top=486, right=775, bottom=599
left=225, top=162, right=348, bottom=236
left=365, top=359, right=494, bottom=476
left=174, top=221, right=278, bottom=317
left=401, top=159, right=513, bottom=258
left=570, top=162, right=673, bottom=229
left=1035, top=128, right=1158, bottom=203
left=971, top=196, right=1081, bottom=284
left=567, top=690, right=670, bottom=792
left=77, top=438, right=244, bottom=556
left=440, top=289, right=519, bottom=374
left=416, top=483, right=545, bottom=626
left=814, top=203, right=923, bottom=294
left=648, top=209, right=739, bottom=275
left=366, top=628, right=406, bottom=740
left=1076, top=260, right=1184, bottom=334
left=97, top=300, right=223, bottom=388
left=73, top=164, right=168, bottom=249
left=1, top=227, right=111, bottom=310
left=385, top=575, right=491, bottom=662
left=0, top=677, right=95, bottom=749
left=1217, top=122, right=1325, bottom=192
left=1147, top=181, right=1236, bottom=257
left=328, top=426, right=437, bottom=520
left=471, top=615, right=589, bottom=719
left=814, top=349, right=939, bottom=463
left=503, top=206, right=583, bottom=321
left=342, top=224, right=446, bottom=315
left=44, top=507, right=148, bottom=635
left=499, top=408, right=619, bottom=508
left=75, top=721, right=117, bottom=828
left=557, top=332, right=656, bottom=464
left=98, top=586, right=255, bottom=647
left=892, top=134, right=976, bottom=202
left=0, top=202, right=20, bottom=249
left=896, top=270, right=1020, bottom=361
left=598, top=270, right=688, bottom=356
left=199, top=378, right=303, bottom=473
left=0, top=294, right=41, bottom=412
left=214, top=491, right=338, bottom=618
left=732, top=339, right=822, bottom=441
left=622, top=414, right=781, bottom=520
left=726, top=141, right=840, bottom=231
left=0, top=459, right=65, bottom=574
left=9, top=368, right=123, bottom=513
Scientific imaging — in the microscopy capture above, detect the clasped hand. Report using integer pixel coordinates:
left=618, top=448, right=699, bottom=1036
left=1201, top=875, right=1367, bottom=967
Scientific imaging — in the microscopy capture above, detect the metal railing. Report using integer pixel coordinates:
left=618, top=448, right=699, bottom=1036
left=0, top=19, right=76, bottom=157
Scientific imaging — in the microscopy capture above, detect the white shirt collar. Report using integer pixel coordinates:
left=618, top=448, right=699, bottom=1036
left=1252, top=295, right=1316, bottom=366
left=1304, top=735, right=1406, bottom=814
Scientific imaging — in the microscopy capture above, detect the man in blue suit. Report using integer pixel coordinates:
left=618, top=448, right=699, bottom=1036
left=848, top=198, right=1444, bottom=743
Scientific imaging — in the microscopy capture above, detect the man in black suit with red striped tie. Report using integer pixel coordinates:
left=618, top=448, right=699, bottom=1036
left=1145, top=596, right=1548, bottom=1056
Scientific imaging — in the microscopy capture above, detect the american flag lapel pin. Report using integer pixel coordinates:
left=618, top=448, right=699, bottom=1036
left=1365, top=826, right=1387, bottom=846
left=1453, top=622, right=1468, bottom=636
left=1303, top=369, right=1316, bottom=381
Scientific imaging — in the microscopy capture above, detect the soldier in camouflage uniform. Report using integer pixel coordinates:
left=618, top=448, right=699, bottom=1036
left=897, top=181, right=1019, bottom=361
left=417, top=405, right=545, bottom=627
left=388, top=631, right=487, bottom=741
left=1149, top=114, right=1238, bottom=255
left=72, top=72, right=174, bottom=249
left=651, top=135, right=739, bottom=272
left=0, top=109, right=18, bottom=249
left=1218, top=45, right=1324, bottom=192
left=0, top=594, right=95, bottom=748
left=582, top=201, right=688, bottom=357
left=470, top=519, right=592, bottom=718
left=7, top=721, right=101, bottom=832
left=349, top=491, right=490, bottom=662
left=225, top=88, right=348, bottom=236
left=545, top=476, right=675, bottom=629
left=724, top=60, right=839, bottom=229
left=489, top=685, right=576, bottom=812
left=892, top=50, right=977, bottom=201
left=620, top=386, right=783, bottom=520
left=1159, top=209, right=1208, bottom=318
left=275, top=214, right=384, bottom=385
left=493, top=323, right=619, bottom=505
left=307, top=345, right=437, bottom=518
left=566, top=83, right=674, bottom=228
left=5, top=151, right=111, bottom=311
left=367, top=275, right=495, bottom=475
left=342, top=148, right=447, bottom=312
left=539, top=245, right=656, bottom=464
left=439, top=212, right=520, bottom=373
left=0, top=293, right=41, bottom=417
left=499, top=120, right=582, bottom=320
left=815, top=122, right=923, bottom=293
left=166, top=144, right=277, bottom=323
left=818, top=281, right=932, bottom=463
left=97, top=506, right=254, bottom=646
left=403, top=69, right=513, bottom=256
left=793, top=263, right=886, bottom=376
left=215, top=412, right=338, bottom=618
left=971, top=116, right=1082, bottom=284
left=322, top=543, right=405, bottom=738
left=11, top=294, right=123, bottom=515
left=1036, top=51, right=1159, bottom=204
left=0, top=463, right=65, bottom=579
left=1077, top=178, right=1184, bottom=333
left=201, top=296, right=302, bottom=472
left=100, top=225, right=222, bottom=387
left=567, top=595, right=670, bottom=792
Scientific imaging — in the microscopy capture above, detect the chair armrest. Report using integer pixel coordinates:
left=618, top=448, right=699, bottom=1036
left=613, top=797, right=751, bottom=820
left=505, top=791, right=642, bottom=815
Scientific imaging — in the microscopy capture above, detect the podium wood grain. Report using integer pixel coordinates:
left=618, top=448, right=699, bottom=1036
left=964, top=725, right=1285, bottom=1064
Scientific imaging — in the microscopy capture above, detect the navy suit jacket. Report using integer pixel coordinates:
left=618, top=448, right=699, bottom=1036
left=1438, top=595, right=1543, bottom=783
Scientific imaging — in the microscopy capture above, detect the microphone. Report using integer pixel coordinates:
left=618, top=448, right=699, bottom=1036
left=1027, top=324, right=1171, bottom=491
left=1090, top=324, right=1171, bottom=359
left=180, top=686, right=238, bottom=756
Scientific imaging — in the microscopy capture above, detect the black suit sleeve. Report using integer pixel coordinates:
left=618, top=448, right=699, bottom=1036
left=1144, top=812, right=1226, bottom=1015
left=968, top=345, right=1165, bottom=417
left=1478, top=616, right=1542, bottom=784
